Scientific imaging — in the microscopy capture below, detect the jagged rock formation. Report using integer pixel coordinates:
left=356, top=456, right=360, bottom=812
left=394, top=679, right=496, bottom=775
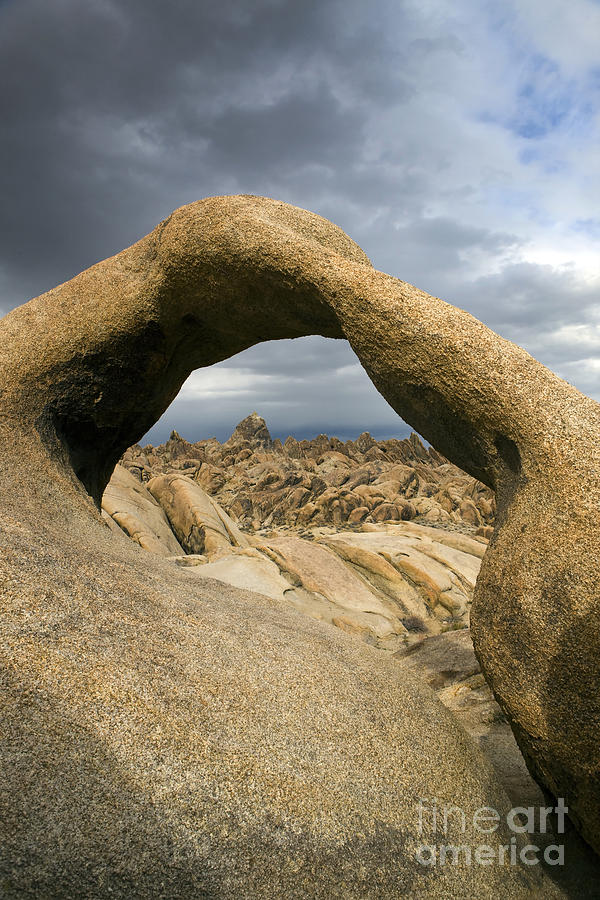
left=121, top=413, right=496, bottom=533
left=0, top=194, right=598, bottom=894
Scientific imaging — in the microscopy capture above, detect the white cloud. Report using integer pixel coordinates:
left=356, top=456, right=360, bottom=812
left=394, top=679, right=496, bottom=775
left=510, top=0, right=600, bottom=73
left=181, top=368, right=280, bottom=399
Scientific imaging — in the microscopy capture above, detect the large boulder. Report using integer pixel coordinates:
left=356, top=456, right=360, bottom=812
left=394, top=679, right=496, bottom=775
left=147, top=472, right=249, bottom=556
left=0, top=193, right=597, bottom=892
left=101, top=463, right=184, bottom=557
left=0, top=507, right=552, bottom=897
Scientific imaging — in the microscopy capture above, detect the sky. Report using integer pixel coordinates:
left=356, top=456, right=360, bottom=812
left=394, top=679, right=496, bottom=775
left=1, top=0, right=598, bottom=444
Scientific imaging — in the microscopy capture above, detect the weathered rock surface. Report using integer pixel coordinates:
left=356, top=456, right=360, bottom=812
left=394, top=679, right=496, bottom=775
left=146, top=471, right=250, bottom=556
left=396, top=629, right=544, bottom=803
left=110, top=458, right=600, bottom=898
left=394, top=631, right=600, bottom=897
left=102, top=463, right=184, bottom=556
left=122, top=412, right=496, bottom=533
left=105, top=461, right=600, bottom=892
left=103, top=466, right=600, bottom=888
left=0, top=193, right=597, bottom=893
left=103, top=465, right=487, bottom=647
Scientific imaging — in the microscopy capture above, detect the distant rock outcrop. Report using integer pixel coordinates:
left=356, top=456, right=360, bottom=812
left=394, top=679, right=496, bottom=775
left=121, top=414, right=496, bottom=533
left=1, top=193, right=598, bottom=894
left=224, top=410, right=274, bottom=449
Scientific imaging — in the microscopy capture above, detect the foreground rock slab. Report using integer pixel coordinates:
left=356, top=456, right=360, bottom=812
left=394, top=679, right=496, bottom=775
left=104, top=461, right=600, bottom=893
left=0, top=508, right=551, bottom=897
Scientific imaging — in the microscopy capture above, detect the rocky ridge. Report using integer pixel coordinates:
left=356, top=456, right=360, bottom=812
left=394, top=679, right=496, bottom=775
left=121, top=412, right=496, bottom=534
left=103, top=459, right=487, bottom=651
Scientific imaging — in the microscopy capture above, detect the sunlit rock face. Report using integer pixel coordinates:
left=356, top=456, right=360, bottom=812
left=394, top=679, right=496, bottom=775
left=0, top=194, right=598, bottom=895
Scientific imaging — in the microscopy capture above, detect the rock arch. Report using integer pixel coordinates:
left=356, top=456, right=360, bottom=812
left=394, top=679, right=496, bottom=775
left=0, top=195, right=598, bottom=884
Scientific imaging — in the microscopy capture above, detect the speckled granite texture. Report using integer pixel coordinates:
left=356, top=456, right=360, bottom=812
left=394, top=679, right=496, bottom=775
left=1, top=194, right=596, bottom=896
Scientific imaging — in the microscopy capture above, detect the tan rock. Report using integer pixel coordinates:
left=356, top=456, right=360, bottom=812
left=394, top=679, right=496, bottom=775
left=147, top=473, right=249, bottom=557
left=322, top=534, right=440, bottom=632
left=259, top=535, right=405, bottom=632
left=169, top=554, right=208, bottom=566
left=371, top=501, right=401, bottom=522
left=141, top=413, right=496, bottom=533
left=193, top=462, right=226, bottom=493
left=394, top=630, right=600, bottom=894
left=0, top=193, right=588, bottom=892
left=102, top=464, right=184, bottom=557
left=459, top=498, right=482, bottom=525
left=348, top=505, right=369, bottom=524
left=189, top=547, right=293, bottom=602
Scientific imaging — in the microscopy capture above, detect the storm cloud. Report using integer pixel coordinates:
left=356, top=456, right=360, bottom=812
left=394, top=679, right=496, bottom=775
left=1, top=0, right=598, bottom=443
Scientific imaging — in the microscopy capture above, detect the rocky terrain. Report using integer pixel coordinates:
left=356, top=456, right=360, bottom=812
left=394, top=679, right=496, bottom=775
left=2, top=194, right=599, bottom=897
left=103, top=414, right=495, bottom=649
left=120, top=412, right=496, bottom=534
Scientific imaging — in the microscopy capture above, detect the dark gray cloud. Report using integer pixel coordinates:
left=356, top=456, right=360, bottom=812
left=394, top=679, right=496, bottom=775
left=1, top=0, right=598, bottom=443
left=0, top=0, right=409, bottom=304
